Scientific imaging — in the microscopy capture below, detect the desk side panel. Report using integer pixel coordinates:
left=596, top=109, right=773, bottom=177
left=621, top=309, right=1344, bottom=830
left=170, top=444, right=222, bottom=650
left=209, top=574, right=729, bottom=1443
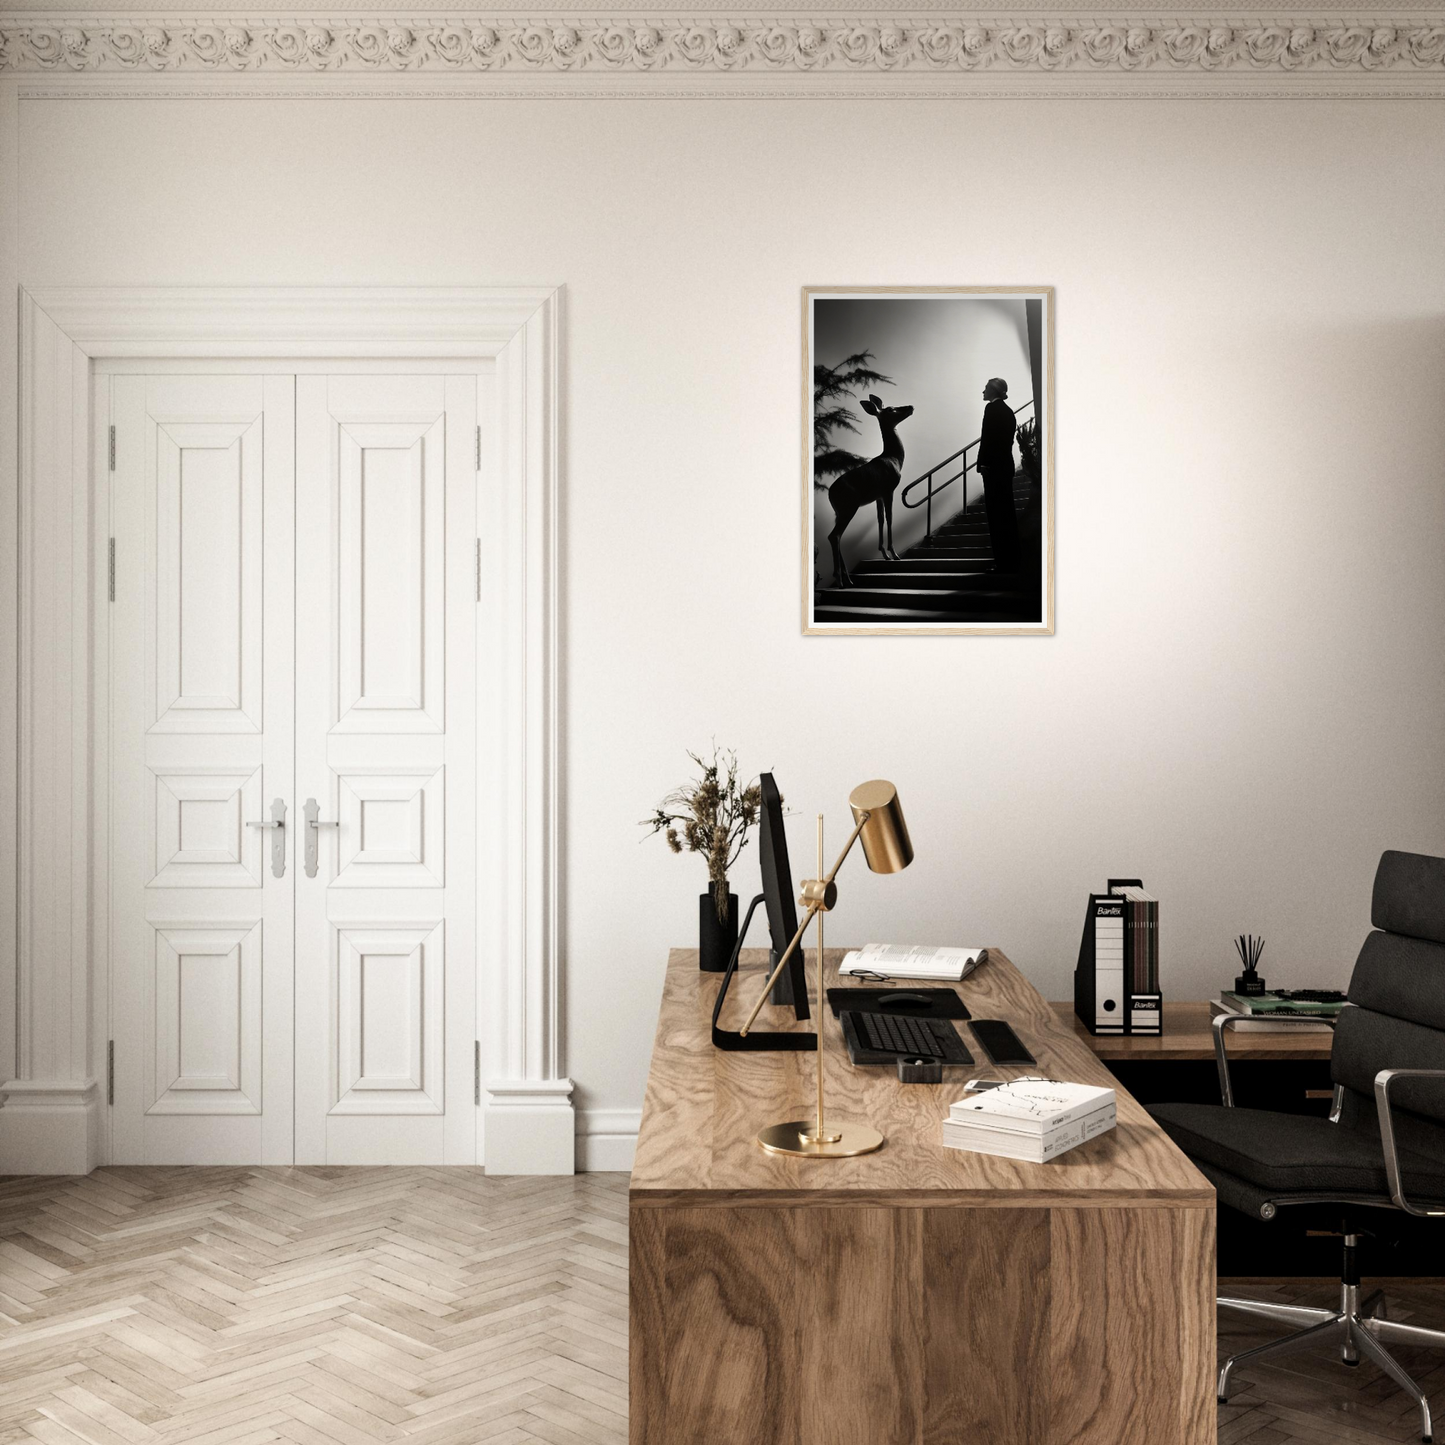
left=922, top=1207, right=1051, bottom=1445
left=1048, top=1205, right=1216, bottom=1445
left=799, top=1207, right=923, bottom=1445
left=639, top=1203, right=803, bottom=1445
left=630, top=1199, right=1213, bottom=1445
left=629, top=1204, right=667, bottom=1445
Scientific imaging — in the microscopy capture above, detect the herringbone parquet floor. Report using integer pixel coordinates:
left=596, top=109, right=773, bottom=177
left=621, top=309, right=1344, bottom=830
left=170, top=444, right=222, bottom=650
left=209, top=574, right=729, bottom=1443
left=0, top=1168, right=628, bottom=1445
left=1218, top=1276, right=1445, bottom=1444
left=4, top=1167, right=1445, bottom=1443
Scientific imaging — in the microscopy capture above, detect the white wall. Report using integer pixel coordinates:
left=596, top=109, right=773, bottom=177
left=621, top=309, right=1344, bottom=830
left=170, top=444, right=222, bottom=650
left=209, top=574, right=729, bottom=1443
left=16, top=95, right=1445, bottom=1153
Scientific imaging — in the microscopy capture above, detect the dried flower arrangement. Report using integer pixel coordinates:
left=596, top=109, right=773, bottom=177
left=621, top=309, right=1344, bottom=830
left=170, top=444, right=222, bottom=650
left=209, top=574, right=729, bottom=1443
left=643, top=746, right=763, bottom=922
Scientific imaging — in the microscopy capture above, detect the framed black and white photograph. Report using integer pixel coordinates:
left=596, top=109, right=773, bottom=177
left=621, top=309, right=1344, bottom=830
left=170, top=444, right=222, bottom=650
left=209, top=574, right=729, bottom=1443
left=804, top=286, right=1054, bottom=635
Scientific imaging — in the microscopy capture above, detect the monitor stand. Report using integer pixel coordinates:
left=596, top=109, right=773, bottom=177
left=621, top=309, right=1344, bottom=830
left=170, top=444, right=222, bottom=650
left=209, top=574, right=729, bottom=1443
left=711, top=894, right=816, bottom=1052
left=770, top=949, right=801, bottom=1007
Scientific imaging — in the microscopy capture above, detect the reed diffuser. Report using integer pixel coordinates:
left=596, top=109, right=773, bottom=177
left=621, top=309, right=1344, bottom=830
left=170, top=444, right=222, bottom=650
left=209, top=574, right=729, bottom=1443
left=1234, top=934, right=1267, bottom=996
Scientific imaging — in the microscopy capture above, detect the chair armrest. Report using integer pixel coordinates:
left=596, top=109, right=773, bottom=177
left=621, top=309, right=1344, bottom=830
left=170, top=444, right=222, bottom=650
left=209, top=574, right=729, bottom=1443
left=1374, top=1068, right=1445, bottom=1217
left=1212, top=1011, right=1337, bottom=1108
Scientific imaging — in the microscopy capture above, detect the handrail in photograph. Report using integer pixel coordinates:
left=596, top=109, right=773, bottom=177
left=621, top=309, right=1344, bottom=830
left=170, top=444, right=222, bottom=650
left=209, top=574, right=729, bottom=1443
left=899, top=397, right=1035, bottom=540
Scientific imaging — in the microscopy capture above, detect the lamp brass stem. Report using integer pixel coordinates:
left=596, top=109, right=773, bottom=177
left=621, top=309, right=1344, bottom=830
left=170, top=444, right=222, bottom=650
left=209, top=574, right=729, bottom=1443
left=799, top=815, right=840, bottom=1146
left=737, top=811, right=871, bottom=1037
left=817, top=815, right=825, bottom=1140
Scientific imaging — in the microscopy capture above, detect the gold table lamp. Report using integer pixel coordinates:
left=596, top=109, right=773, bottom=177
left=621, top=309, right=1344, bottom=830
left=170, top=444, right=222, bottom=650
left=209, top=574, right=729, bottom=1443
left=738, top=780, right=913, bottom=1159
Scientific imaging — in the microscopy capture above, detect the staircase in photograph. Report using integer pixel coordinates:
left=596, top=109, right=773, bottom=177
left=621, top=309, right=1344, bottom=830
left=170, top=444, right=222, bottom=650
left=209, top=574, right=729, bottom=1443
left=813, top=470, right=1041, bottom=626
left=814, top=399, right=1041, bottom=627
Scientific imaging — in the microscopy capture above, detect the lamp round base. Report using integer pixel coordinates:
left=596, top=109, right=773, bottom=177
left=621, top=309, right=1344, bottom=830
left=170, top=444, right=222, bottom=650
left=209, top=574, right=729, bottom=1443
left=756, top=1119, right=884, bottom=1158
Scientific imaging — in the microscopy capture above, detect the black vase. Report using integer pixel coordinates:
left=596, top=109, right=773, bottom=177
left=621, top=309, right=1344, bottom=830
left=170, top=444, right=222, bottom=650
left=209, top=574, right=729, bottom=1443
left=699, top=884, right=739, bottom=972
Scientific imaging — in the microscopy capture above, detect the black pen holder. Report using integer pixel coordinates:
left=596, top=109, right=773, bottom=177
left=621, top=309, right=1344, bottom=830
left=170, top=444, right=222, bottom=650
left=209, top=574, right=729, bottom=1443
left=1234, top=972, right=1267, bottom=997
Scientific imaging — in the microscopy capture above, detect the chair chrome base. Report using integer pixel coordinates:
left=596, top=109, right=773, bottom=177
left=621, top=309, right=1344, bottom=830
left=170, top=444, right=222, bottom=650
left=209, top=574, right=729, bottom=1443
left=1219, top=1279, right=1445, bottom=1442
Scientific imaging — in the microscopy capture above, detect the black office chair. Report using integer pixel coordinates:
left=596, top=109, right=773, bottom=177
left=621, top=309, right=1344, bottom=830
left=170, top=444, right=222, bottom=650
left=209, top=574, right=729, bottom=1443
left=1149, top=849, right=1445, bottom=1444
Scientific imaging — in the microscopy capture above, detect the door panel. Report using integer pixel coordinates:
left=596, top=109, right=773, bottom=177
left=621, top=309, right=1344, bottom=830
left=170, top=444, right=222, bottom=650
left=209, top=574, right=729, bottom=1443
left=152, top=422, right=263, bottom=731
left=110, top=375, right=295, bottom=1164
left=294, top=375, right=476, bottom=1164
left=335, top=421, right=445, bottom=732
left=333, top=921, right=444, bottom=1113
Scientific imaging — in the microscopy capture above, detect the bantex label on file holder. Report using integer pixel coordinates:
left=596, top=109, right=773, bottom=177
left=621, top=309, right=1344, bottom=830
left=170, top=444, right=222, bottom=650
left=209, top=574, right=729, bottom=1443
left=1074, top=880, right=1162, bottom=1037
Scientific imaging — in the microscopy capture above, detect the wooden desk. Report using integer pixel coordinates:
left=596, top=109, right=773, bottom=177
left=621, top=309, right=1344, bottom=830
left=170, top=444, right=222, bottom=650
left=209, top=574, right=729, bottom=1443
left=631, top=949, right=1215, bottom=1445
left=1052, top=1000, right=1334, bottom=1061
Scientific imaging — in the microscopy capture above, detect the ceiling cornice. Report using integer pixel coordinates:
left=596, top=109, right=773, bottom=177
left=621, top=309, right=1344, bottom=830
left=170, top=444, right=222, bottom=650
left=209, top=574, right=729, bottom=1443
left=3, top=12, right=1444, bottom=92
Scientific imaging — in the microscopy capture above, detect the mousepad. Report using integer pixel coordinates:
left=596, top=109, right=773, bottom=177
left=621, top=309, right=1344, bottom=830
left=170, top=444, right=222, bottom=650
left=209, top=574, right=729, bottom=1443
left=826, top=987, right=970, bottom=1021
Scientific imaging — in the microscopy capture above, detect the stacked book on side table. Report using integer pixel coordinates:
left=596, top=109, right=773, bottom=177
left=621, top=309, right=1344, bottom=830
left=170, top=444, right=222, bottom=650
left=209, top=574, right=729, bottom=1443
left=1210, top=989, right=1347, bottom=1034
left=941, top=1078, right=1117, bottom=1163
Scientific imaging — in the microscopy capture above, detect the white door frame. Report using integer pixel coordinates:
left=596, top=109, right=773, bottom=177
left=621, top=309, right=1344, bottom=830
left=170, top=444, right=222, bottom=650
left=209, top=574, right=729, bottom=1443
left=1, top=286, right=571, bottom=1175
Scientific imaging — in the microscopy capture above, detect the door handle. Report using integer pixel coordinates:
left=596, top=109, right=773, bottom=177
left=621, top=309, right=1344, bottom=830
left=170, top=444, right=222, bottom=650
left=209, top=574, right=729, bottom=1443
left=303, top=797, right=339, bottom=879
left=246, top=797, right=288, bottom=879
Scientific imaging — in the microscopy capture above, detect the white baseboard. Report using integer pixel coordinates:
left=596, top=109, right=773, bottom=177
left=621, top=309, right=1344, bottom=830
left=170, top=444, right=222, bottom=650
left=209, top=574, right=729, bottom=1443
left=483, top=1078, right=575, bottom=1175
left=576, top=1108, right=640, bottom=1173
left=0, top=1079, right=102, bottom=1175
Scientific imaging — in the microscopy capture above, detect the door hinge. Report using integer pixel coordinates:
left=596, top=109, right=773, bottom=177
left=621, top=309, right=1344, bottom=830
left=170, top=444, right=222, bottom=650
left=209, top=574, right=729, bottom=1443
left=108, top=425, right=116, bottom=472
left=475, top=539, right=482, bottom=603
left=108, top=538, right=116, bottom=602
left=107, top=1040, right=115, bottom=1105
left=474, top=1041, right=481, bottom=1106
left=475, top=424, right=482, bottom=472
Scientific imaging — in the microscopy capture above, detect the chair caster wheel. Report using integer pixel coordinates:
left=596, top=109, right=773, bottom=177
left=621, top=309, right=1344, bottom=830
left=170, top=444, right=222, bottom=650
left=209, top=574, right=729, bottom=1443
left=1217, top=1398, right=1227, bottom=1405
left=1343, top=1358, right=1360, bottom=1367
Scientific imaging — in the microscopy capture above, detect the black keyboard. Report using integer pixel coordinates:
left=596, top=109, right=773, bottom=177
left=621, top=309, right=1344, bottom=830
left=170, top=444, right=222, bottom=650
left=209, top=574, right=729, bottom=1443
left=842, top=1010, right=974, bottom=1064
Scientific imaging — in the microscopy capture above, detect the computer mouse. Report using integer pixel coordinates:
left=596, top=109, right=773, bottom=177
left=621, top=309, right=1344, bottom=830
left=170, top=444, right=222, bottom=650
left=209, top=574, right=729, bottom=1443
left=879, top=992, right=933, bottom=1010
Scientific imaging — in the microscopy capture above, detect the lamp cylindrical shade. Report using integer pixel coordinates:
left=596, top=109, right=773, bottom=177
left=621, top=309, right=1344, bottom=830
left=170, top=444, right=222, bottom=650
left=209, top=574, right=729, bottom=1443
left=848, top=780, right=913, bottom=874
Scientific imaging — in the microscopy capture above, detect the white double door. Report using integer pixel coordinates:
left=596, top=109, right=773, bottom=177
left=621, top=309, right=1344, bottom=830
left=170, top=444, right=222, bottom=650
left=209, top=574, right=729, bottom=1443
left=110, top=371, right=477, bottom=1164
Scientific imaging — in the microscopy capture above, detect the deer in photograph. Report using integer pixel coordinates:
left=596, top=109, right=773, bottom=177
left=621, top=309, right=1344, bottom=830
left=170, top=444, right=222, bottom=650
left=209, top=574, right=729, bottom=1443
left=825, top=394, right=914, bottom=589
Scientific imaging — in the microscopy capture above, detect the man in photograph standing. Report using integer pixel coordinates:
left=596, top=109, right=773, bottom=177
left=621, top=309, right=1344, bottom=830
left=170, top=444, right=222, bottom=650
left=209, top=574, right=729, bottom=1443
left=977, top=377, right=1020, bottom=572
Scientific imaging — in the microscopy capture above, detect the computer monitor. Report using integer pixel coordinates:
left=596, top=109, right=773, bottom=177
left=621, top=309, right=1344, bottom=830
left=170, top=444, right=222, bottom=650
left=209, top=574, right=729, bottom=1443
left=709, top=771, right=815, bottom=1051
left=758, top=773, right=810, bottom=1020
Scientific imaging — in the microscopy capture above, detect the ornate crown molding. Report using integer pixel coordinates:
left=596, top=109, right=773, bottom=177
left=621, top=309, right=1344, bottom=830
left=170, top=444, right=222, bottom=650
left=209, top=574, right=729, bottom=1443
left=2, top=12, right=1444, bottom=84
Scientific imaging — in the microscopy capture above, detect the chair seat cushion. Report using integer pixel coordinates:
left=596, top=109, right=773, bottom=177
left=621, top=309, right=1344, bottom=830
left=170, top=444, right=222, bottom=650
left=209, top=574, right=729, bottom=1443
left=1148, top=1102, right=1445, bottom=1198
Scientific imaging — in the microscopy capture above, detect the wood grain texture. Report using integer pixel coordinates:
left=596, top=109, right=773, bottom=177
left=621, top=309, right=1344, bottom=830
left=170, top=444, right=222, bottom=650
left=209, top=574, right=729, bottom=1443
left=1054, top=1001, right=1334, bottom=1061
left=922, top=1208, right=1050, bottom=1445
left=0, top=1167, right=628, bottom=1445
left=799, top=1208, right=922, bottom=1445
left=628, top=1203, right=666, bottom=1445
left=631, top=949, right=1213, bottom=1206
left=661, top=1207, right=802, bottom=1445
left=629, top=1201, right=1214, bottom=1445
left=1048, top=1206, right=1215, bottom=1445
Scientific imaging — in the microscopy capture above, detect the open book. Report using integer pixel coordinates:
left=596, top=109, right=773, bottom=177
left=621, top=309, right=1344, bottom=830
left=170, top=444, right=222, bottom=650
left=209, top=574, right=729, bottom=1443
left=839, top=943, right=987, bottom=982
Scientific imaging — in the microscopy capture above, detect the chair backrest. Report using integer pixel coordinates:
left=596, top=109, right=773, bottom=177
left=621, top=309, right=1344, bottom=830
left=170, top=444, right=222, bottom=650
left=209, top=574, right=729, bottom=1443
left=1332, top=851, right=1445, bottom=1148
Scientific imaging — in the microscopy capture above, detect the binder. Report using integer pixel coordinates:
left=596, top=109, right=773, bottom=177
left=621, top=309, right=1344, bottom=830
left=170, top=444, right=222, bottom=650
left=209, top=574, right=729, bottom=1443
left=1074, top=878, right=1162, bottom=1036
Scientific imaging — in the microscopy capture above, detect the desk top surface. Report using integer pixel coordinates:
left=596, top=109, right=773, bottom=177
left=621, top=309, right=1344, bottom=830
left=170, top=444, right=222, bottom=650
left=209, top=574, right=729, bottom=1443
left=1053, top=1000, right=1335, bottom=1061
left=630, top=948, right=1212, bottom=1208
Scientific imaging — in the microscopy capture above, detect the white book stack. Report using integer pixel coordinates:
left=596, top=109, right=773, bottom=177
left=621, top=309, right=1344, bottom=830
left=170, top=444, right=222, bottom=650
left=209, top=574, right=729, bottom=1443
left=941, top=1078, right=1117, bottom=1164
